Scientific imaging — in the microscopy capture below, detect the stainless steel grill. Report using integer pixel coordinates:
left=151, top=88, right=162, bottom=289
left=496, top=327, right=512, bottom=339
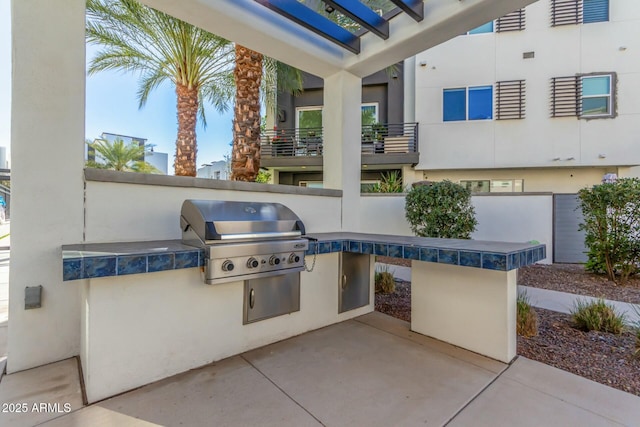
left=180, top=200, right=308, bottom=285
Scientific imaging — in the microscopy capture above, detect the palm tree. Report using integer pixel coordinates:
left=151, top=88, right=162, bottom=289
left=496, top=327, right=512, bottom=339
left=86, top=0, right=235, bottom=176
left=86, top=138, right=161, bottom=173
left=231, top=47, right=303, bottom=181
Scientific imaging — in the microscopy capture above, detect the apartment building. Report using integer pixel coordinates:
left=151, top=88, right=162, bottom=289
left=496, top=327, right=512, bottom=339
left=268, top=0, right=638, bottom=195
left=406, top=0, right=639, bottom=193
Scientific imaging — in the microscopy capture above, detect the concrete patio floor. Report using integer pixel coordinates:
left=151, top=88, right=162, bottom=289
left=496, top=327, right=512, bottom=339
left=1, top=311, right=639, bottom=427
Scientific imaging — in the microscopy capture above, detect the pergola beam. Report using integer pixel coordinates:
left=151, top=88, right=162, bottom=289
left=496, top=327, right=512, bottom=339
left=324, top=0, right=390, bottom=40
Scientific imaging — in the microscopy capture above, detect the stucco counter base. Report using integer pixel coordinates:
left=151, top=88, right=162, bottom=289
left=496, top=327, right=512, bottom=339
left=411, top=261, right=517, bottom=363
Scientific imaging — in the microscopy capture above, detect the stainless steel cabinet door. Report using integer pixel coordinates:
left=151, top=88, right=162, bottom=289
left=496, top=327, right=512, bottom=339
left=339, top=253, right=370, bottom=313
left=244, top=273, right=300, bottom=324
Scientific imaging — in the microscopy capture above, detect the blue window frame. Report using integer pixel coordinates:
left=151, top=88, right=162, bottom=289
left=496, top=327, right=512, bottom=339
left=443, top=86, right=493, bottom=122
left=443, top=89, right=466, bottom=121
left=468, top=21, right=494, bottom=34
left=583, top=0, right=609, bottom=23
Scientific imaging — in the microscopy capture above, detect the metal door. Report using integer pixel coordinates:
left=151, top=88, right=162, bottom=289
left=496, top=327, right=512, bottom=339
left=243, top=273, right=300, bottom=324
left=553, top=194, right=587, bottom=263
left=339, top=253, right=370, bottom=313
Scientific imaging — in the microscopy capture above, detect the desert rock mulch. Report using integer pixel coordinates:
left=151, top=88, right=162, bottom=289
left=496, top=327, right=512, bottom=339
left=519, top=263, right=640, bottom=304
left=375, top=262, right=640, bottom=397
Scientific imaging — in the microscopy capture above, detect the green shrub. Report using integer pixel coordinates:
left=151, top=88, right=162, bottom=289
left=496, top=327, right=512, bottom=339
left=375, top=265, right=395, bottom=294
left=571, top=299, right=626, bottom=334
left=578, top=178, right=640, bottom=284
left=517, top=291, right=538, bottom=337
left=255, top=170, right=272, bottom=183
left=404, top=180, right=477, bottom=239
left=368, top=171, right=404, bottom=193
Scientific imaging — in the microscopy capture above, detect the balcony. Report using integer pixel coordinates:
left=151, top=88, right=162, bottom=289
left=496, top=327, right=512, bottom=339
left=260, top=123, right=419, bottom=168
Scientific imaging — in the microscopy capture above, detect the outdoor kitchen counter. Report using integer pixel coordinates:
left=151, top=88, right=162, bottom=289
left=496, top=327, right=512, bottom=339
left=305, top=232, right=546, bottom=271
left=62, top=233, right=545, bottom=281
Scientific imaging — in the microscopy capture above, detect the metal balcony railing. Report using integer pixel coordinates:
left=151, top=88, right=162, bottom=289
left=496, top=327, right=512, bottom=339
left=360, top=122, right=418, bottom=154
left=260, top=127, right=324, bottom=158
left=260, top=123, right=418, bottom=158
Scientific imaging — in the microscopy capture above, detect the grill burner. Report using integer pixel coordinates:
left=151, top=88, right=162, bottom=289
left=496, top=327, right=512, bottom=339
left=180, top=200, right=308, bottom=285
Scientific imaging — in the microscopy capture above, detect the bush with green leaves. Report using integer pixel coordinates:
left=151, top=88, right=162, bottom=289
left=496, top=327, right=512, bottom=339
left=404, top=180, right=477, bottom=239
left=571, top=298, right=626, bottom=334
left=255, top=169, right=272, bottom=183
left=578, top=178, right=640, bottom=284
left=374, top=265, right=395, bottom=294
left=517, top=291, right=538, bottom=337
left=367, top=171, right=404, bottom=193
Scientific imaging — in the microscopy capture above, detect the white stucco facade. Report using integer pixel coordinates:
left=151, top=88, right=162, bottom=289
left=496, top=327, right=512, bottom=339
left=409, top=0, right=640, bottom=192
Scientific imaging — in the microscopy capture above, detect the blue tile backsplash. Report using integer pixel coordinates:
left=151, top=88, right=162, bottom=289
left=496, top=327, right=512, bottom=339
left=63, top=235, right=546, bottom=281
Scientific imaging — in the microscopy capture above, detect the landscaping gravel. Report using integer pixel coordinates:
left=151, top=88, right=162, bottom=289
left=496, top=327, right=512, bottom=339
left=375, top=262, right=640, bottom=397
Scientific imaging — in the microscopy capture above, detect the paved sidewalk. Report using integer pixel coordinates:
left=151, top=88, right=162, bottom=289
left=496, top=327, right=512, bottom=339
left=519, top=285, right=640, bottom=324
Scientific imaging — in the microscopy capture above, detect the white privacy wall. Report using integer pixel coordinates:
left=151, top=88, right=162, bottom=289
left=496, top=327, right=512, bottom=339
left=84, top=181, right=342, bottom=243
left=358, top=195, right=413, bottom=236
left=472, top=195, right=553, bottom=263
left=358, top=193, right=553, bottom=263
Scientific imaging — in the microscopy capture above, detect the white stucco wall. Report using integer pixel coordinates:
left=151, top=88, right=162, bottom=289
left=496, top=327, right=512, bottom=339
left=472, top=194, right=553, bottom=264
left=358, top=194, right=412, bottom=236
left=411, top=261, right=517, bottom=363
left=412, top=0, right=640, bottom=174
left=82, top=253, right=375, bottom=402
left=84, top=181, right=342, bottom=243
left=8, top=0, right=86, bottom=373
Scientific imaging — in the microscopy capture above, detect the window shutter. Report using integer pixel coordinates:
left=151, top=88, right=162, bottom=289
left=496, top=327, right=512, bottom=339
left=583, top=0, right=608, bottom=23
left=495, top=80, right=526, bottom=120
left=551, top=0, right=582, bottom=26
left=496, top=9, right=525, bottom=32
left=550, top=76, right=581, bottom=117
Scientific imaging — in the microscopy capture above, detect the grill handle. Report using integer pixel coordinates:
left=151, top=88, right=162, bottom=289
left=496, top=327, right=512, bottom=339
left=218, top=231, right=302, bottom=241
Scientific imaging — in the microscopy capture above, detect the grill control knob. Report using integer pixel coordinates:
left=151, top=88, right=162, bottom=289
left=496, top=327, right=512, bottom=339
left=288, top=253, right=300, bottom=264
left=247, top=257, right=259, bottom=269
left=221, top=260, right=234, bottom=272
left=269, top=256, right=281, bottom=266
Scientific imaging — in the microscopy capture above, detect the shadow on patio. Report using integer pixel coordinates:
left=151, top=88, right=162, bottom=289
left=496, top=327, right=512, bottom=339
left=3, top=312, right=639, bottom=427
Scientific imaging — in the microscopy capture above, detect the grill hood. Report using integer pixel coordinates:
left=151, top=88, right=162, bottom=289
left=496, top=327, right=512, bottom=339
left=180, top=200, right=306, bottom=245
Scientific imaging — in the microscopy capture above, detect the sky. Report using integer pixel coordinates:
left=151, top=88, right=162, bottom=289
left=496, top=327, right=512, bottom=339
left=0, top=0, right=235, bottom=174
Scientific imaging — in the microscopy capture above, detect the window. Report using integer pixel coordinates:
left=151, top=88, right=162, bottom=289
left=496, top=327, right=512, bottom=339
left=467, top=21, right=493, bottom=34
left=299, top=181, right=324, bottom=188
left=583, top=0, right=609, bottom=23
left=214, top=171, right=221, bottom=180
left=581, top=75, right=611, bottom=117
left=296, top=103, right=380, bottom=129
left=461, top=179, right=524, bottom=193
left=296, top=106, right=323, bottom=130
left=443, top=86, right=493, bottom=122
left=361, top=103, right=379, bottom=126
left=461, top=180, right=490, bottom=193
left=490, top=179, right=523, bottom=193
left=551, top=0, right=608, bottom=26
left=550, top=73, right=615, bottom=118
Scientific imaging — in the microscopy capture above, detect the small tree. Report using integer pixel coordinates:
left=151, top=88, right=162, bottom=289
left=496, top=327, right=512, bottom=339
left=405, top=180, right=477, bottom=239
left=86, top=138, right=161, bottom=173
left=578, top=178, right=640, bottom=284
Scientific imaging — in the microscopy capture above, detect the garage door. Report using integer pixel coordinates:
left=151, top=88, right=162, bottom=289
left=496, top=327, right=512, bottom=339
left=553, top=194, right=587, bottom=263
